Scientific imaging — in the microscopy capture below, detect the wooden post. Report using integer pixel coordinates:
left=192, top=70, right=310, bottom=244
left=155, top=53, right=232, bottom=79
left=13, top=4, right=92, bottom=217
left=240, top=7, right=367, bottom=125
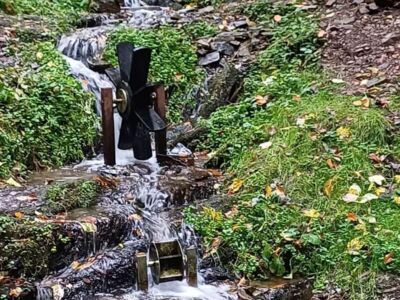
left=153, top=85, right=167, bottom=157
left=186, top=246, right=197, bottom=287
left=136, top=252, right=148, bottom=290
left=101, top=88, right=116, bottom=166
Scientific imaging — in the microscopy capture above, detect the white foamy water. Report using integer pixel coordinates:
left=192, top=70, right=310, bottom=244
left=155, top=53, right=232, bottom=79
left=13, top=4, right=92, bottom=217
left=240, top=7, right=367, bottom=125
left=125, top=278, right=235, bottom=300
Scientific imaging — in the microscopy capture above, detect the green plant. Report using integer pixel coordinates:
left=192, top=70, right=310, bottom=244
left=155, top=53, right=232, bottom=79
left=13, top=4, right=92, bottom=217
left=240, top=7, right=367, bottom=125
left=0, top=42, right=98, bottom=178
left=103, top=25, right=204, bottom=122
left=44, top=179, right=100, bottom=214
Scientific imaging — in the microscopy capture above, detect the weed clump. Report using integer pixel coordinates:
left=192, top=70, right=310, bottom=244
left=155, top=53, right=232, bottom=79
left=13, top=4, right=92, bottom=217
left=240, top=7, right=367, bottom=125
left=0, top=42, right=98, bottom=178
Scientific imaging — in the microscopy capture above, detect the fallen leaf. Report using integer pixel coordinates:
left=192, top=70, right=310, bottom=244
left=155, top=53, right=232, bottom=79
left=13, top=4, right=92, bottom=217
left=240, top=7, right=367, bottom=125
left=36, top=52, right=43, bottom=60
left=368, top=216, right=377, bottom=224
left=352, top=97, right=370, bottom=109
left=238, top=277, right=248, bottom=287
left=225, top=205, right=239, bottom=218
left=260, top=141, right=272, bottom=149
left=384, top=252, right=394, bottom=265
left=303, top=209, right=320, bottom=218
left=9, top=287, right=22, bottom=297
left=347, top=238, right=363, bottom=255
left=255, top=95, right=268, bottom=106
left=14, top=211, right=24, bottom=219
left=331, top=78, right=344, bottom=84
left=4, top=177, right=22, bottom=187
left=293, top=95, right=301, bottom=102
left=209, top=237, right=221, bottom=254
left=296, top=117, right=306, bottom=127
left=394, top=196, right=400, bottom=205
left=317, top=29, right=326, bottom=38
left=349, top=183, right=362, bottom=195
left=273, top=15, right=282, bottom=22
left=323, top=178, right=334, bottom=197
left=347, top=212, right=357, bottom=222
left=228, top=179, right=244, bottom=194
left=336, top=127, right=351, bottom=139
left=368, top=175, right=385, bottom=186
left=343, top=193, right=358, bottom=202
left=375, top=187, right=386, bottom=196
left=394, top=175, right=400, bottom=184
left=368, top=153, right=383, bottom=163
left=265, top=185, right=273, bottom=197
left=326, top=159, right=337, bottom=169
left=208, top=169, right=222, bottom=177
left=360, top=193, right=378, bottom=203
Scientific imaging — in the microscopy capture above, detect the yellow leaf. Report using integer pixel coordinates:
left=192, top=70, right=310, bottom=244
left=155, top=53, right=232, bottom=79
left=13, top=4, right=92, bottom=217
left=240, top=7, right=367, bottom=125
left=375, top=187, right=386, bottom=196
left=347, top=238, right=363, bottom=255
left=265, top=185, right=273, bottom=197
left=323, top=178, right=334, bottom=197
left=303, top=209, right=320, bottom=218
left=14, top=211, right=24, bottom=219
left=36, top=52, right=43, bottom=60
left=394, top=175, right=400, bottom=184
left=203, top=207, right=222, bottom=221
left=80, top=222, right=97, bottom=233
left=352, top=97, right=370, bottom=109
left=4, top=177, right=22, bottom=187
left=228, top=179, right=244, bottom=194
left=336, top=127, right=351, bottom=139
left=394, top=196, right=400, bottom=205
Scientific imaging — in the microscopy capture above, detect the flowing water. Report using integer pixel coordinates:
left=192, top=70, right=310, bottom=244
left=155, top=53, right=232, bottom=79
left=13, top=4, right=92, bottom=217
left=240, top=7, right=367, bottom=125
left=46, top=6, right=236, bottom=299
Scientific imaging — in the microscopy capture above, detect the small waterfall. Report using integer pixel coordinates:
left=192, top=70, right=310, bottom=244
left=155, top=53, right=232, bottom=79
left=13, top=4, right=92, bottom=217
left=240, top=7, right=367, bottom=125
left=124, top=0, right=141, bottom=7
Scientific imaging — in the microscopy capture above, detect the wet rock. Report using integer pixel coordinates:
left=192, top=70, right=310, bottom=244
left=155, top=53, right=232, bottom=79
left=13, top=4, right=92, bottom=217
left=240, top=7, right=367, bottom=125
left=36, top=240, right=147, bottom=300
left=210, top=41, right=235, bottom=55
left=194, top=62, right=242, bottom=118
left=199, top=51, right=220, bottom=66
left=91, top=0, right=120, bottom=13
left=214, top=31, right=236, bottom=42
left=326, top=0, right=336, bottom=6
left=198, top=6, right=214, bottom=14
left=237, top=42, right=251, bottom=57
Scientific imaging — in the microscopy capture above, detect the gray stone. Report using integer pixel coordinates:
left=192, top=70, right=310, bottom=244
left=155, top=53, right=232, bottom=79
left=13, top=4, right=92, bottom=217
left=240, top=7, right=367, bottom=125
left=198, top=5, right=214, bottom=14
left=199, top=51, right=220, bottom=66
left=210, top=41, right=235, bottom=55
left=214, top=31, right=236, bottom=42
left=233, top=20, right=248, bottom=28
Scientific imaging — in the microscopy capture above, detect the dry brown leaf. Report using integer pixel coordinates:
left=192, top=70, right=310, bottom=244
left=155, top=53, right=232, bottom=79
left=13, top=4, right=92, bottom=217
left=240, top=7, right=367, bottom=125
left=94, top=176, right=117, bottom=188
left=326, top=159, right=337, bottom=169
left=207, top=169, right=223, bottom=177
left=225, top=205, right=239, bottom=218
left=317, top=29, right=326, bottom=38
left=255, top=95, right=268, bottom=106
left=352, top=97, right=370, bottom=109
left=347, top=212, right=358, bottom=222
left=384, top=252, right=394, bottom=265
left=292, top=95, right=301, bottom=102
left=9, top=287, right=22, bottom=297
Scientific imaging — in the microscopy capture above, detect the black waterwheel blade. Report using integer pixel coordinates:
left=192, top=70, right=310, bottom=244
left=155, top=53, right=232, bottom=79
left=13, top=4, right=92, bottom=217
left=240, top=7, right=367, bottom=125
left=117, top=118, right=135, bottom=150
left=116, top=42, right=135, bottom=83
left=104, top=67, right=121, bottom=87
left=132, top=122, right=152, bottom=160
left=129, top=47, right=152, bottom=92
left=135, top=107, right=166, bottom=131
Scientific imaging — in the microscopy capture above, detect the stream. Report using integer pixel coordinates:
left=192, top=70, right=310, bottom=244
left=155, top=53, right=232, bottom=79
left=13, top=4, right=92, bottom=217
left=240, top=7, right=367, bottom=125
left=30, top=2, right=236, bottom=299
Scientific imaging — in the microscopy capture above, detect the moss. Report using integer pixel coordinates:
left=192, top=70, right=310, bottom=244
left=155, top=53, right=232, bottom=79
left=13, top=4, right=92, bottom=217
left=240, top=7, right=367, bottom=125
left=44, top=180, right=100, bottom=214
left=0, top=215, right=61, bottom=278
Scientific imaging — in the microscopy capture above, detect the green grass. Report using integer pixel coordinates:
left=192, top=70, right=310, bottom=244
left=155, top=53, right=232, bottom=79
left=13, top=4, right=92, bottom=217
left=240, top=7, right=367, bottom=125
left=186, top=1, right=400, bottom=299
